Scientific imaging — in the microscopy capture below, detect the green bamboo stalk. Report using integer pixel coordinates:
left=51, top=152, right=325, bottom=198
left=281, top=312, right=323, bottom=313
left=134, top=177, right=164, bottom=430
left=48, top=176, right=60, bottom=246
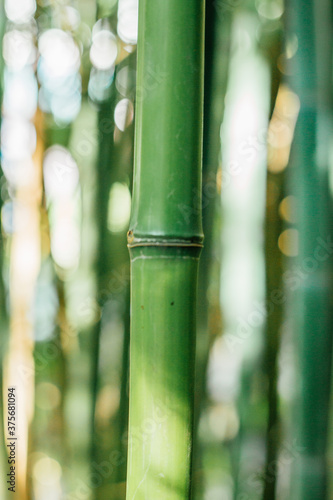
left=262, top=170, right=284, bottom=500
left=193, top=1, right=231, bottom=496
left=89, top=24, right=136, bottom=476
left=196, top=0, right=231, bottom=415
left=88, top=7, right=118, bottom=472
left=115, top=283, right=131, bottom=487
left=91, top=58, right=136, bottom=498
left=90, top=94, right=115, bottom=450
left=261, top=24, right=283, bottom=500
left=288, top=0, right=333, bottom=498
left=218, top=8, right=271, bottom=499
left=126, top=1, right=205, bottom=498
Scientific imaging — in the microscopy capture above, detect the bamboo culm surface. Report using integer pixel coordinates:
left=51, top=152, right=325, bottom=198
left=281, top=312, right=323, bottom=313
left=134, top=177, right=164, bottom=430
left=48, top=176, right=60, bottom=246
left=288, top=0, right=333, bottom=498
left=126, top=1, right=205, bottom=499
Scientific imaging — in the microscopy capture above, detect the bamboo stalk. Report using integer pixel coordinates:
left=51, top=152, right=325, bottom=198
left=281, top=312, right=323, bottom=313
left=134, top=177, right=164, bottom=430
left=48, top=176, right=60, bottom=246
left=262, top=170, right=284, bottom=500
left=91, top=56, right=136, bottom=500
left=218, top=9, right=271, bottom=498
left=90, top=94, right=115, bottom=455
left=196, top=0, right=230, bottom=414
left=3, top=109, right=43, bottom=500
left=193, top=1, right=231, bottom=495
left=288, top=0, right=333, bottom=497
left=262, top=28, right=283, bottom=500
left=126, top=1, right=205, bottom=498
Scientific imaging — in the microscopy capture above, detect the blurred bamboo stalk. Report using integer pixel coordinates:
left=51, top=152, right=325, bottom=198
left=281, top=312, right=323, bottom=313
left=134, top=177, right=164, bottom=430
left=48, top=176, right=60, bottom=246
left=126, top=0, right=205, bottom=498
left=91, top=57, right=135, bottom=499
left=89, top=14, right=133, bottom=478
left=262, top=170, right=284, bottom=500
left=218, top=9, right=271, bottom=499
left=90, top=94, right=116, bottom=457
left=193, top=0, right=231, bottom=495
left=196, top=0, right=231, bottom=419
left=3, top=109, right=44, bottom=500
left=261, top=22, right=283, bottom=500
left=288, top=0, right=333, bottom=497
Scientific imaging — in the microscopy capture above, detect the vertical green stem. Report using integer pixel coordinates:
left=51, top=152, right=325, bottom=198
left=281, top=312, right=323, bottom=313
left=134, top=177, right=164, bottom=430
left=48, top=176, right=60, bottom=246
left=126, top=1, right=205, bottom=499
left=91, top=95, right=115, bottom=452
left=288, top=0, right=333, bottom=498
left=262, top=27, right=283, bottom=500
left=262, top=171, right=284, bottom=500
left=193, top=1, right=231, bottom=496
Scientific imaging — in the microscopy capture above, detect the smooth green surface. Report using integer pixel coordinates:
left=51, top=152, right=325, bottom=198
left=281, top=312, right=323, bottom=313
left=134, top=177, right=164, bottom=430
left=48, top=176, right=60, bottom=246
left=262, top=26, right=283, bottom=500
left=289, top=0, right=333, bottom=498
left=127, top=247, right=200, bottom=500
left=263, top=171, right=284, bottom=500
left=129, top=0, right=205, bottom=244
left=126, top=1, right=205, bottom=498
left=193, top=2, right=231, bottom=497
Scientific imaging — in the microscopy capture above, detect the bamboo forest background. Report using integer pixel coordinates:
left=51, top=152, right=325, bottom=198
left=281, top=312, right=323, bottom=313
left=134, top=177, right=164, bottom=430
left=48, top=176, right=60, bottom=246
left=0, top=0, right=333, bottom=499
